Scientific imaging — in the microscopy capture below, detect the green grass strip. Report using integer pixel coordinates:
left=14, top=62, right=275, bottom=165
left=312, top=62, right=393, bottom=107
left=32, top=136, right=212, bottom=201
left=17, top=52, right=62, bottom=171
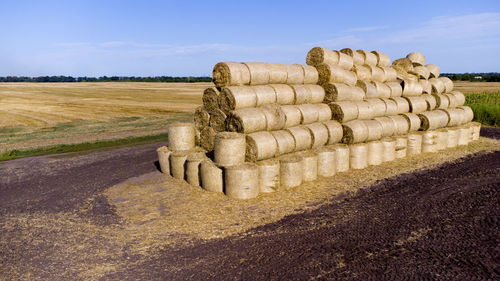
left=465, top=92, right=500, bottom=127
left=0, top=133, right=168, bottom=162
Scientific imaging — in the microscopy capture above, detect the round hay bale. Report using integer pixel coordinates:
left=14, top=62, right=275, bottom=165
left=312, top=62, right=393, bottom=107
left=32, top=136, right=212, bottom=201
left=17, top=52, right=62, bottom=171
left=213, top=132, right=246, bottom=167
left=404, top=96, right=427, bottom=114
left=168, top=122, right=196, bottom=151
left=257, top=159, right=280, bottom=193
left=226, top=107, right=267, bottom=133
left=471, top=122, right=481, bottom=141
left=429, top=78, right=445, bottom=94
left=316, top=63, right=357, bottom=86
left=435, top=128, right=448, bottom=150
left=386, top=81, right=403, bottom=97
left=401, top=79, right=423, bottom=96
left=423, top=94, right=437, bottom=111
left=342, top=120, right=369, bottom=144
left=194, top=106, right=210, bottom=130
left=300, top=152, right=318, bottom=182
left=440, top=108, right=465, bottom=127
left=340, top=48, right=364, bottom=65
left=305, top=123, right=329, bottom=148
left=157, top=146, right=171, bottom=174
left=418, top=110, right=449, bottom=130
left=286, top=126, right=313, bottom=151
left=419, top=79, right=432, bottom=94
left=270, top=130, right=296, bottom=155
left=357, top=50, right=377, bottom=66
left=219, top=86, right=257, bottom=114
left=381, top=67, right=398, bottom=82
left=381, top=137, right=396, bottom=162
left=316, top=146, right=336, bottom=177
left=390, top=97, right=410, bottom=114
left=409, top=65, right=430, bottom=79
left=365, top=98, right=385, bottom=118
left=305, top=84, right=326, bottom=103
left=356, top=80, right=378, bottom=99
left=316, top=103, right=333, bottom=122
left=306, top=47, right=339, bottom=66
left=270, top=84, right=295, bottom=105
left=422, top=131, right=438, bottom=153
left=369, top=65, right=386, bottom=82
left=323, top=83, right=365, bottom=102
left=374, top=116, right=396, bottom=137
left=202, top=87, right=220, bottom=113
left=371, top=81, right=391, bottom=98
left=392, top=58, right=414, bottom=73
left=246, top=131, right=278, bottom=162
left=268, top=63, right=288, bottom=84
left=400, top=112, right=421, bottom=132
left=335, top=50, right=354, bottom=70
left=200, top=126, right=217, bottom=152
left=200, top=159, right=223, bottom=193
left=329, top=144, right=349, bottom=172
left=224, top=163, right=259, bottom=199
left=349, top=143, right=368, bottom=170
left=395, top=136, right=408, bottom=159
left=286, top=64, right=305, bottom=84
left=261, top=103, right=286, bottom=131
left=447, top=128, right=459, bottom=148
left=301, top=65, right=320, bottom=84
left=212, top=62, right=251, bottom=88
left=253, top=85, right=277, bottom=106
left=279, top=155, right=303, bottom=189
left=322, top=120, right=343, bottom=144
left=407, top=132, right=423, bottom=155
left=425, top=64, right=440, bottom=78
left=388, top=115, right=410, bottom=135
left=367, top=140, right=384, bottom=166
left=329, top=101, right=359, bottom=122
left=291, top=84, right=311, bottom=105
left=243, top=62, right=270, bottom=85
left=281, top=105, right=302, bottom=128
left=355, top=100, right=375, bottom=120
left=297, top=104, right=319, bottom=124
left=450, top=91, right=466, bottom=106
left=458, top=127, right=470, bottom=146
left=433, top=94, right=450, bottom=109
left=170, top=150, right=201, bottom=180
left=382, top=98, right=398, bottom=115
left=352, top=65, right=371, bottom=81
left=439, top=77, right=454, bottom=93
left=406, top=52, right=425, bottom=66
left=209, top=108, right=227, bottom=132
left=458, top=106, right=474, bottom=123
left=185, top=153, right=207, bottom=186
left=364, top=120, right=384, bottom=141
left=446, top=93, right=460, bottom=108
left=371, top=51, right=391, bottom=67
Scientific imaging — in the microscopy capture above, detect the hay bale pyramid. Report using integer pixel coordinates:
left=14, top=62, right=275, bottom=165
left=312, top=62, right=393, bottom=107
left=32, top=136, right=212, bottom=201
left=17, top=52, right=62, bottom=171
left=157, top=48, right=481, bottom=199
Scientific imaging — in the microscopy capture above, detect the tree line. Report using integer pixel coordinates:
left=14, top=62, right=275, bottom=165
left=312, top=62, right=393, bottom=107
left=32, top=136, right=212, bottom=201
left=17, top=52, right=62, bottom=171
left=441, top=73, right=500, bottom=82
left=0, top=76, right=212, bottom=83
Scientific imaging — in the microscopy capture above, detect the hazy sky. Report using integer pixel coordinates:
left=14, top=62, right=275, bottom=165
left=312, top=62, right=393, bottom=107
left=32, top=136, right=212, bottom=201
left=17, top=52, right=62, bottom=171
left=1, top=0, right=499, bottom=76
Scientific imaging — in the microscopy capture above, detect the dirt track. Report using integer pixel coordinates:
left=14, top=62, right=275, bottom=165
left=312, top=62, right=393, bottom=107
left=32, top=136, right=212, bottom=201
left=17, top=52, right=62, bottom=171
left=1, top=129, right=499, bottom=280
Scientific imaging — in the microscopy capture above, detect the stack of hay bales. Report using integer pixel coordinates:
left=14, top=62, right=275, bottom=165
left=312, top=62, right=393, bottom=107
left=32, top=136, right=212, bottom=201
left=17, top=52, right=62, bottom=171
left=157, top=49, right=480, bottom=200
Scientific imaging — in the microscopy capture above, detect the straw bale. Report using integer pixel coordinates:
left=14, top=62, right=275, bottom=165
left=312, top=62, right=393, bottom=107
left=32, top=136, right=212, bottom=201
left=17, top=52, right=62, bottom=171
left=323, top=83, right=365, bottom=102
left=381, top=98, right=398, bottom=115
left=381, top=67, right=398, bottom=82
left=270, top=130, right=296, bottom=155
left=268, top=63, right=288, bottom=84
left=369, top=65, right=386, bottom=82
left=226, top=107, right=267, bottom=133
left=446, top=93, right=460, bottom=108
left=281, top=105, right=302, bottom=128
left=200, top=126, right=217, bottom=152
left=440, top=108, right=465, bottom=127
left=371, top=51, right=391, bottom=67
left=419, top=110, right=449, bottom=131
left=353, top=100, right=373, bottom=120
left=185, top=153, right=207, bottom=186
left=425, top=64, right=440, bottom=78
left=322, top=120, right=343, bottom=144
left=367, top=140, right=384, bottom=166
left=246, top=131, right=278, bottom=162
left=170, top=150, right=203, bottom=180
left=329, top=101, right=359, bottom=122
left=224, top=163, right=259, bottom=199
left=395, top=136, right=407, bottom=158
left=212, top=62, right=250, bottom=88
left=401, top=79, right=423, bottom=96
left=316, top=63, right=357, bottom=86
left=301, top=64, right=320, bottom=84
left=458, top=106, right=474, bottom=123
left=168, top=122, right=196, bottom=151
left=392, top=58, right=414, bottom=72
left=279, top=155, right=303, bottom=189
left=352, top=65, right=371, bottom=81
left=291, top=84, right=311, bottom=105
left=458, top=127, right=470, bottom=146
left=447, top=128, right=459, bottom=148
left=374, top=116, right=396, bottom=137
left=470, top=122, right=481, bottom=141
left=349, top=143, right=368, bottom=170
left=219, top=86, right=257, bottom=114
left=305, top=123, right=329, bottom=148
left=450, top=91, right=465, bottom=106
left=335, top=50, right=354, bottom=70
left=202, top=87, right=220, bottom=113
left=316, top=103, right=333, bottom=122
left=257, top=159, right=280, bottom=193
left=286, top=64, right=305, bottom=84
left=423, top=94, right=437, bottom=111
left=435, top=128, right=448, bottom=150
left=433, top=94, right=450, bottom=109
left=270, top=84, right=295, bottom=105
left=213, top=132, right=246, bottom=167
left=316, top=146, right=336, bottom=177
left=400, top=112, right=421, bottom=132
left=342, top=120, right=369, bottom=144
left=381, top=137, right=396, bottom=162
left=357, top=50, right=377, bottom=66
left=157, top=146, right=171, bottom=174
left=390, top=96, right=410, bottom=114
left=253, top=85, right=277, bottom=106
left=200, top=159, right=223, bottom=193
left=404, top=96, right=427, bottom=114
left=299, top=151, right=318, bottom=182
left=420, top=79, right=432, bottom=94
left=305, top=84, right=326, bottom=103
left=406, top=52, right=425, bottom=66
left=410, top=65, right=430, bottom=79
left=209, top=108, right=227, bottom=132
left=365, top=98, right=385, bottom=117
left=297, top=104, right=319, bottom=124
left=371, top=81, right=391, bottom=98
left=261, top=103, right=286, bottom=131
left=356, top=80, right=378, bottom=98
left=388, top=115, right=409, bottom=135
left=194, top=106, right=210, bottom=130
left=286, top=126, right=313, bottom=151
left=306, top=47, right=339, bottom=66
left=364, top=120, right=384, bottom=141
left=340, top=48, right=364, bottom=65
left=407, top=132, right=423, bottom=155
left=429, top=78, right=445, bottom=94
left=242, top=62, right=270, bottom=85
left=439, top=77, right=454, bottom=93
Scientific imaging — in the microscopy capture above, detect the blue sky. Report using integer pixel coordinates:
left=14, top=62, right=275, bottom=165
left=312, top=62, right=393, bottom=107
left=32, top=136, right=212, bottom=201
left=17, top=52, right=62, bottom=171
left=1, top=0, right=499, bottom=76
